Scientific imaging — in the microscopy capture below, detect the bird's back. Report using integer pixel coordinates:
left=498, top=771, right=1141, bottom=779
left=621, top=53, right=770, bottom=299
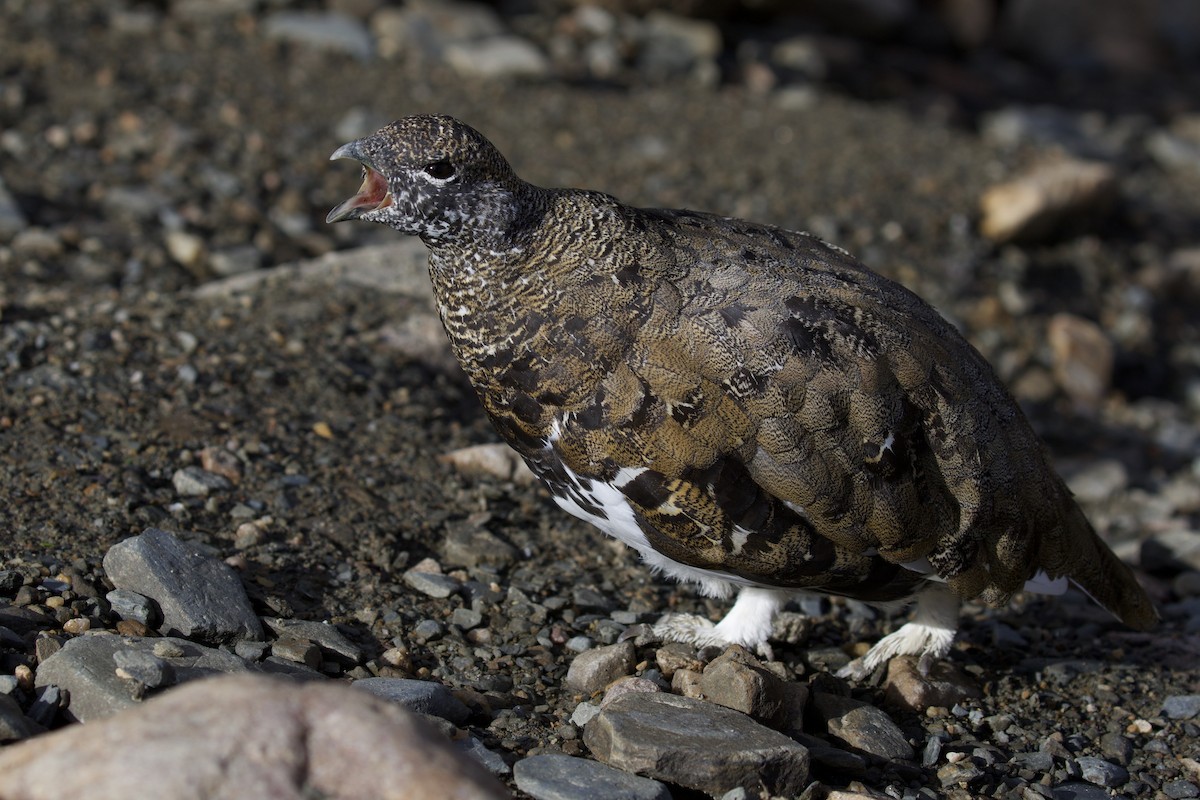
left=507, top=200, right=1155, bottom=627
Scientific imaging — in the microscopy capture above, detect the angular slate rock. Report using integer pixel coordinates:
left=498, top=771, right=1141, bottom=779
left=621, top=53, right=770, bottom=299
left=1076, top=756, right=1129, bottom=788
left=264, top=617, right=365, bottom=665
left=1162, top=695, right=1200, bottom=720
left=883, top=655, right=982, bottom=712
left=0, top=605, right=56, bottom=636
left=0, top=693, right=41, bottom=742
left=103, top=528, right=263, bottom=644
left=811, top=692, right=914, bottom=761
left=34, top=634, right=249, bottom=722
left=514, top=753, right=671, bottom=800
left=352, top=677, right=470, bottom=725
left=565, top=641, right=636, bottom=695
left=105, top=589, right=160, bottom=627
left=456, top=736, right=511, bottom=776
left=699, top=647, right=788, bottom=724
left=584, top=692, right=809, bottom=797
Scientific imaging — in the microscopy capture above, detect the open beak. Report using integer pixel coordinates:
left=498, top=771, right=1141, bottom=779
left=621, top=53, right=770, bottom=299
left=326, top=142, right=393, bottom=223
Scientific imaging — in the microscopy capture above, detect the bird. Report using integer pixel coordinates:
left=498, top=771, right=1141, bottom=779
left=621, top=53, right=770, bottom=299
left=326, top=114, right=1158, bottom=678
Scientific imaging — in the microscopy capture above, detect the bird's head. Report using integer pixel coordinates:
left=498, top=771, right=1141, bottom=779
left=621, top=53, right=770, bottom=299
left=327, top=114, right=530, bottom=246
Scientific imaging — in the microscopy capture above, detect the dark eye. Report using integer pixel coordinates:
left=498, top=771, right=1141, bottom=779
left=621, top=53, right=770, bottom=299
left=423, top=160, right=455, bottom=180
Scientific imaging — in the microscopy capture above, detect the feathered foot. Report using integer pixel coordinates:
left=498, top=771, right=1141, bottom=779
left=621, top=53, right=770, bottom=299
left=653, top=586, right=791, bottom=661
left=837, top=584, right=959, bottom=680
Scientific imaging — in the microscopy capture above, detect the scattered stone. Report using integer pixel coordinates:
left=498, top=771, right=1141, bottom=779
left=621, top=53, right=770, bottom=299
left=102, top=528, right=264, bottom=644
left=637, top=11, right=721, bottom=81
left=1050, top=781, right=1114, bottom=800
left=1013, top=750, right=1055, bottom=773
left=112, top=649, right=174, bottom=690
left=565, top=641, right=636, bottom=695
left=438, top=443, right=535, bottom=485
left=35, top=635, right=249, bottom=722
left=198, top=446, right=243, bottom=484
left=979, top=159, right=1117, bottom=243
left=0, top=674, right=507, bottom=799
left=0, top=693, right=40, bottom=742
left=998, top=0, right=1166, bottom=72
left=883, top=655, right=982, bottom=713
left=584, top=692, right=810, bottom=797
left=0, top=571, right=23, bottom=597
left=514, top=753, right=671, bottom=800
left=263, top=617, right=365, bottom=665
left=403, top=568, right=461, bottom=599
left=34, top=635, right=62, bottom=663
left=0, top=175, right=28, bottom=238
left=1061, top=459, right=1129, bottom=504
left=0, top=605, right=55, bottom=635
left=570, top=701, right=601, bottom=728
left=353, top=677, right=471, bottom=724
left=811, top=691, right=914, bottom=761
left=171, top=466, right=234, bottom=497
left=412, top=619, right=444, bottom=641
left=980, top=106, right=1135, bottom=160
left=370, top=0, right=506, bottom=61
left=105, top=589, right=160, bottom=628
left=600, top=675, right=660, bottom=708
left=1147, top=117, right=1200, bottom=174
left=671, top=667, right=704, bottom=699
left=699, top=646, right=789, bottom=725
left=456, top=736, right=510, bottom=775
left=1163, top=695, right=1200, bottom=720
left=1076, top=756, right=1128, bottom=788
left=442, top=520, right=519, bottom=569
left=654, top=641, right=704, bottom=678
left=770, top=35, right=828, bottom=80
left=270, top=636, right=322, bottom=669
left=1142, top=530, right=1200, bottom=574
left=443, top=37, right=550, bottom=80
left=938, top=760, right=984, bottom=789
left=1047, top=313, right=1114, bottom=411
left=235, top=640, right=270, bottom=662
left=164, top=230, right=205, bottom=269
left=449, top=606, right=483, bottom=630
left=207, top=245, right=261, bottom=277
left=263, top=11, right=374, bottom=61
left=1163, top=781, right=1200, bottom=799
left=26, top=685, right=62, bottom=727
left=1098, top=732, right=1133, bottom=766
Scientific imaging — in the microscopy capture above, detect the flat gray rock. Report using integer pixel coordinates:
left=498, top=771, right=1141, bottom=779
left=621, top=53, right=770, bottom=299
left=811, top=692, right=914, bottom=761
left=102, top=528, right=264, bottom=644
left=352, top=677, right=470, bottom=725
left=583, top=692, right=809, bottom=797
left=514, top=753, right=671, bottom=800
left=34, top=634, right=249, bottom=722
left=403, top=569, right=461, bottom=599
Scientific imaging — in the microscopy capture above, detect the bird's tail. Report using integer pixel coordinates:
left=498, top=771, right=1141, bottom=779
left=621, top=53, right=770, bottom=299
left=1048, top=499, right=1159, bottom=630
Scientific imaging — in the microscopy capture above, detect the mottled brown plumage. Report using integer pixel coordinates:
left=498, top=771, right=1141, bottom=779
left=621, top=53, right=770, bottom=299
left=328, top=115, right=1157, bottom=675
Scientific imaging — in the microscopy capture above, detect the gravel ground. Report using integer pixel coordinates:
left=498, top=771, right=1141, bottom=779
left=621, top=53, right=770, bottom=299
left=2, top=2, right=1200, bottom=799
